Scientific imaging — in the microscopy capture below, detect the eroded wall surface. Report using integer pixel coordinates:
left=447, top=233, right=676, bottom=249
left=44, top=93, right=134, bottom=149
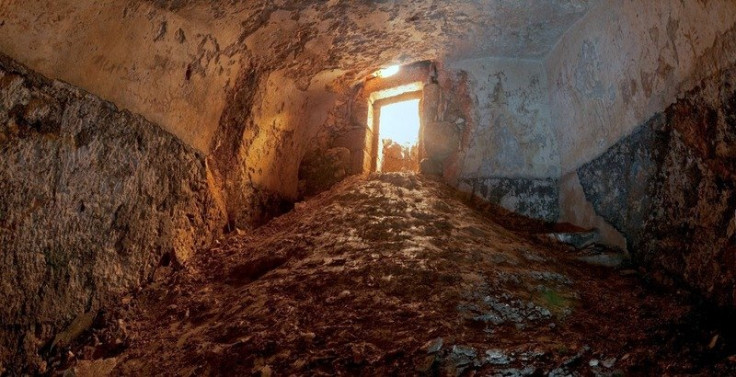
left=449, top=59, right=560, bottom=221
left=0, top=55, right=224, bottom=372
left=0, top=0, right=244, bottom=153
left=0, top=0, right=597, bottom=156
left=210, top=68, right=345, bottom=227
left=550, top=0, right=736, bottom=246
left=547, top=1, right=736, bottom=307
left=547, top=0, right=736, bottom=173
left=0, top=0, right=599, bottom=229
left=576, top=63, right=736, bottom=308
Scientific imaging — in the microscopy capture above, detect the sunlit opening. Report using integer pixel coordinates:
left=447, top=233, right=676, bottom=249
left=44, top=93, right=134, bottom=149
left=377, top=98, right=421, bottom=172
left=375, top=65, right=400, bottom=78
left=379, top=99, right=420, bottom=147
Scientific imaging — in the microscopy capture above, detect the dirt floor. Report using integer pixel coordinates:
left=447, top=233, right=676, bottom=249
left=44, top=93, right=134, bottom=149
left=49, top=173, right=736, bottom=376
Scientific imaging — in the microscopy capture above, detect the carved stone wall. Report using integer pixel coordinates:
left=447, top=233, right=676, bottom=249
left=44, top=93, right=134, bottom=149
left=0, top=55, right=224, bottom=372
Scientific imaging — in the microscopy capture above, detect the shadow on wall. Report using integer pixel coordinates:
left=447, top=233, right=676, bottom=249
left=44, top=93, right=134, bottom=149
left=459, top=177, right=560, bottom=223
left=208, top=65, right=296, bottom=230
left=298, top=147, right=352, bottom=198
left=210, top=65, right=353, bottom=226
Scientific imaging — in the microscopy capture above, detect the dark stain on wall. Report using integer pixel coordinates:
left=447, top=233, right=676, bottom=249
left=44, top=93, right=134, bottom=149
left=461, top=177, right=559, bottom=222
left=578, top=65, right=736, bottom=309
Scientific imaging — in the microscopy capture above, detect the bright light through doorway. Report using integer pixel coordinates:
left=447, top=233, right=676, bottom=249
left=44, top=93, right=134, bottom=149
left=379, top=99, right=420, bottom=147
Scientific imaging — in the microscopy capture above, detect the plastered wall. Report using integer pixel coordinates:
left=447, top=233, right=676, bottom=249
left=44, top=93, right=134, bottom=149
left=451, top=58, right=558, bottom=179
left=446, top=58, right=560, bottom=221
left=546, top=0, right=736, bottom=174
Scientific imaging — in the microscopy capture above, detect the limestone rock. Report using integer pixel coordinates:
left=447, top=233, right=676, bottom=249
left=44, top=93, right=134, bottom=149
left=577, top=62, right=736, bottom=308
left=380, top=141, right=418, bottom=173
left=0, top=55, right=224, bottom=373
left=547, top=228, right=601, bottom=249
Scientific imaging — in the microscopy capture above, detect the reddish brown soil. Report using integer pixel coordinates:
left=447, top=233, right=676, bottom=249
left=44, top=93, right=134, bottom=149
left=53, top=173, right=736, bottom=376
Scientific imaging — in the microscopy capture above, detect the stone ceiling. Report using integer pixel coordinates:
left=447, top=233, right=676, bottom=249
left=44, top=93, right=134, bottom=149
left=0, top=0, right=600, bottom=152
left=146, top=0, right=600, bottom=71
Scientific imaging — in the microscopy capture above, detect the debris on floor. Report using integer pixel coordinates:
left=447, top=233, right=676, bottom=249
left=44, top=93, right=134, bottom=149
left=50, top=173, right=736, bottom=376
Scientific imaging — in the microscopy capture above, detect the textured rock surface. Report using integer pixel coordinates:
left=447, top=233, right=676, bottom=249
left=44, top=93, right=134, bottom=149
left=51, top=174, right=736, bottom=376
left=0, top=1, right=601, bottom=229
left=0, top=0, right=598, bottom=154
left=577, top=64, right=736, bottom=308
left=3, top=1, right=734, bottom=230
left=0, top=55, right=224, bottom=373
left=577, top=124, right=663, bottom=243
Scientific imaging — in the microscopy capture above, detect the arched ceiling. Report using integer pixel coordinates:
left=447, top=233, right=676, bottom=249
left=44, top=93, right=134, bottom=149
left=0, top=0, right=599, bottom=152
left=145, top=0, right=599, bottom=72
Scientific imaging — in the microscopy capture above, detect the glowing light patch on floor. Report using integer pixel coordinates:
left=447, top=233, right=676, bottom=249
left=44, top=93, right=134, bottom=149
left=379, top=99, right=420, bottom=147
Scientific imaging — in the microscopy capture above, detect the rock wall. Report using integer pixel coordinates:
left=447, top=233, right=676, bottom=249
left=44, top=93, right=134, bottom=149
left=0, top=55, right=224, bottom=373
left=0, top=0, right=595, bottom=157
left=210, top=68, right=344, bottom=228
left=548, top=0, right=736, bottom=248
left=576, top=63, right=736, bottom=308
left=0, top=0, right=600, bottom=228
left=0, top=1, right=601, bottom=230
left=450, top=58, right=558, bottom=178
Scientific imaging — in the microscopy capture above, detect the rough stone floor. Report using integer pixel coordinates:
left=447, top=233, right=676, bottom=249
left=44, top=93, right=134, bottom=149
left=55, top=174, right=736, bottom=376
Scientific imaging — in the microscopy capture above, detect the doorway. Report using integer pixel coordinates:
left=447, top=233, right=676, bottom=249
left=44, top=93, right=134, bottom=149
left=376, top=98, right=421, bottom=172
left=357, top=61, right=434, bottom=174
